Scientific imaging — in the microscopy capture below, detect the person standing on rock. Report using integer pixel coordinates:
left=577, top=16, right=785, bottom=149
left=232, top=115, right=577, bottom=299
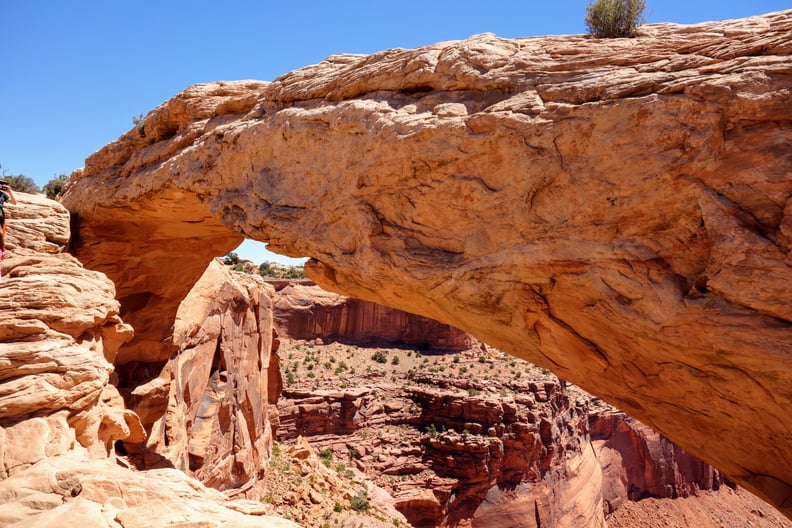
left=0, top=179, right=18, bottom=257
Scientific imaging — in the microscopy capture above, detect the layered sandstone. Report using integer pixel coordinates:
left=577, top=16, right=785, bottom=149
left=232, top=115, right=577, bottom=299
left=61, top=11, right=792, bottom=517
left=590, top=411, right=729, bottom=514
left=278, top=368, right=604, bottom=528
left=275, top=339, right=749, bottom=527
left=0, top=196, right=295, bottom=526
left=0, top=193, right=142, bottom=473
left=272, top=281, right=472, bottom=350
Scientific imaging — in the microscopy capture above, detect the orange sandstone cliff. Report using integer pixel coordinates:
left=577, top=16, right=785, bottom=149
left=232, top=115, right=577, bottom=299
left=0, top=195, right=297, bottom=526
left=60, top=11, right=792, bottom=518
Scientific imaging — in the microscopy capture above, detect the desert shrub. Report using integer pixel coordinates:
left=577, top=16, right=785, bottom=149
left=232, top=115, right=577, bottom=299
left=2, top=174, right=39, bottom=193
left=371, top=350, right=387, bottom=364
left=259, top=262, right=273, bottom=276
left=43, top=173, right=70, bottom=199
left=350, top=489, right=370, bottom=513
left=585, top=0, right=646, bottom=38
left=285, top=267, right=307, bottom=279
left=391, top=355, right=400, bottom=366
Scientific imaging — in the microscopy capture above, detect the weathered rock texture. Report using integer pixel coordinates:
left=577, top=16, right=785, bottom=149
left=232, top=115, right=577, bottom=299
left=590, top=411, right=729, bottom=515
left=0, top=194, right=142, bottom=475
left=273, top=281, right=473, bottom=350
left=61, top=11, right=792, bottom=517
left=0, top=454, right=300, bottom=527
left=0, top=198, right=298, bottom=526
left=279, top=374, right=604, bottom=527
left=123, top=260, right=280, bottom=493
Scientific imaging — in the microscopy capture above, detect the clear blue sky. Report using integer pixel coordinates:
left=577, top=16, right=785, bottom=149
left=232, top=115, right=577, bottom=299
left=2, top=1, right=788, bottom=264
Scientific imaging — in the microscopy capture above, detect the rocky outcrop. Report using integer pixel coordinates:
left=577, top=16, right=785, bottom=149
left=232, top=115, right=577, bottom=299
left=590, top=411, right=730, bottom=515
left=123, top=260, right=279, bottom=494
left=0, top=196, right=297, bottom=526
left=277, top=354, right=740, bottom=528
left=272, top=282, right=472, bottom=350
left=279, top=372, right=604, bottom=527
left=0, top=454, right=299, bottom=527
left=0, top=194, right=142, bottom=474
left=61, top=11, right=792, bottom=516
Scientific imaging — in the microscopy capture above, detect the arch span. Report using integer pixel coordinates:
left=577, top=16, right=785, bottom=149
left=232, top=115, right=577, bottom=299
left=62, top=12, right=792, bottom=517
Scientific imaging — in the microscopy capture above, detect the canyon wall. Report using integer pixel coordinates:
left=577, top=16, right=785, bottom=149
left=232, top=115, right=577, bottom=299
left=273, top=281, right=472, bottom=350
left=278, top=368, right=732, bottom=527
left=60, top=11, right=792, bottom=517
left=279, top=376, right=604, bottom=528
left=590, top=411, right=728, bottom=515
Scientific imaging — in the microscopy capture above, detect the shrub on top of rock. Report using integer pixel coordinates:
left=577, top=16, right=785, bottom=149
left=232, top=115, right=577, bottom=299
left=585, top=0, right=647, bottom=38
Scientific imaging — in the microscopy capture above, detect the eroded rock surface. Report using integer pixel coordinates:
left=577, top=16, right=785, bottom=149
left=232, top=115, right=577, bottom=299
left=0, top=198, right=295, bottom=526
left=61, top=11, right=792, bottom=516
left=590, top=411, right=729, bottom=514
left=275, top=339, right=748, bottom=528
left=123, top=260, right=280, bottom=493
left=0, top=454, right=300, bottom=528
left=0, top=194, right=141, bottom=474
left=279, top=370, right=603, bottom=527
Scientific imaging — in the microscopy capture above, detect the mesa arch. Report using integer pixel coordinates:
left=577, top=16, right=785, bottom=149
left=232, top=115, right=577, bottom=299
left=62, top=11, right=792, bottom=518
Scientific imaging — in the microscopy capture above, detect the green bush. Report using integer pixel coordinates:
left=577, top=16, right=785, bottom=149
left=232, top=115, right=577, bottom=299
left=371, top=350, right=387, bottom=364
left=585, top=0, right=646, bottom=38
left=2, top=174, right=39, bottom=194
left=43, top=173, right=70, bottom=199
left=350, top=489, right=370, bottom=513
left=259, top=262, right=273, bottom=276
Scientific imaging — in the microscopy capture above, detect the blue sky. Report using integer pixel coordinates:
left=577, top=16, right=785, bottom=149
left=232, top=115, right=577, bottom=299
left=2, top=1, right=788, bottom=264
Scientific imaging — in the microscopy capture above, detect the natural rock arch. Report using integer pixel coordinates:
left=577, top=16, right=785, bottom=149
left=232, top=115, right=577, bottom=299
left=62, top=11, right=792, bottom=517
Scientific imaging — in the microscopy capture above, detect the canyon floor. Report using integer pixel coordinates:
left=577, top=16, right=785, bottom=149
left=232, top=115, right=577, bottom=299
left=261, top=338, right=792, bottom=528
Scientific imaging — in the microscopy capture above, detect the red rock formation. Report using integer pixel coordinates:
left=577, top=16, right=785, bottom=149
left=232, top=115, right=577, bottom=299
left=124, top=259, right=279, bottom=493
left=0, top=194, right=142, bottom=472
left=273, top=282, right=473, bottom=350
left=279, top=375, right=605, bottom=527
left=61, top=11, right=792, bottom=517
left=590, top=411, right=729, bottom=514
left=0, top=197, right=297, bottom=526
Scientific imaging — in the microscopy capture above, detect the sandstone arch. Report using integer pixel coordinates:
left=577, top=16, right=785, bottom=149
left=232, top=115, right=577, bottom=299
left=62, top=11, right=792, bottom=517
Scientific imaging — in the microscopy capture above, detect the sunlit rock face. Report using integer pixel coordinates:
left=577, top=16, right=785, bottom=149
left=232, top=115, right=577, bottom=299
left=61, top=11, right=792, bottom=518
left=0, top=194, right=141, bottom=475
left=122, top=259, right=279, bottom=493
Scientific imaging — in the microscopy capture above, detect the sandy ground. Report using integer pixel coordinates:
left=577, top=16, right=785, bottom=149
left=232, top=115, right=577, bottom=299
left=606, top=486, right=791, bottom=528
